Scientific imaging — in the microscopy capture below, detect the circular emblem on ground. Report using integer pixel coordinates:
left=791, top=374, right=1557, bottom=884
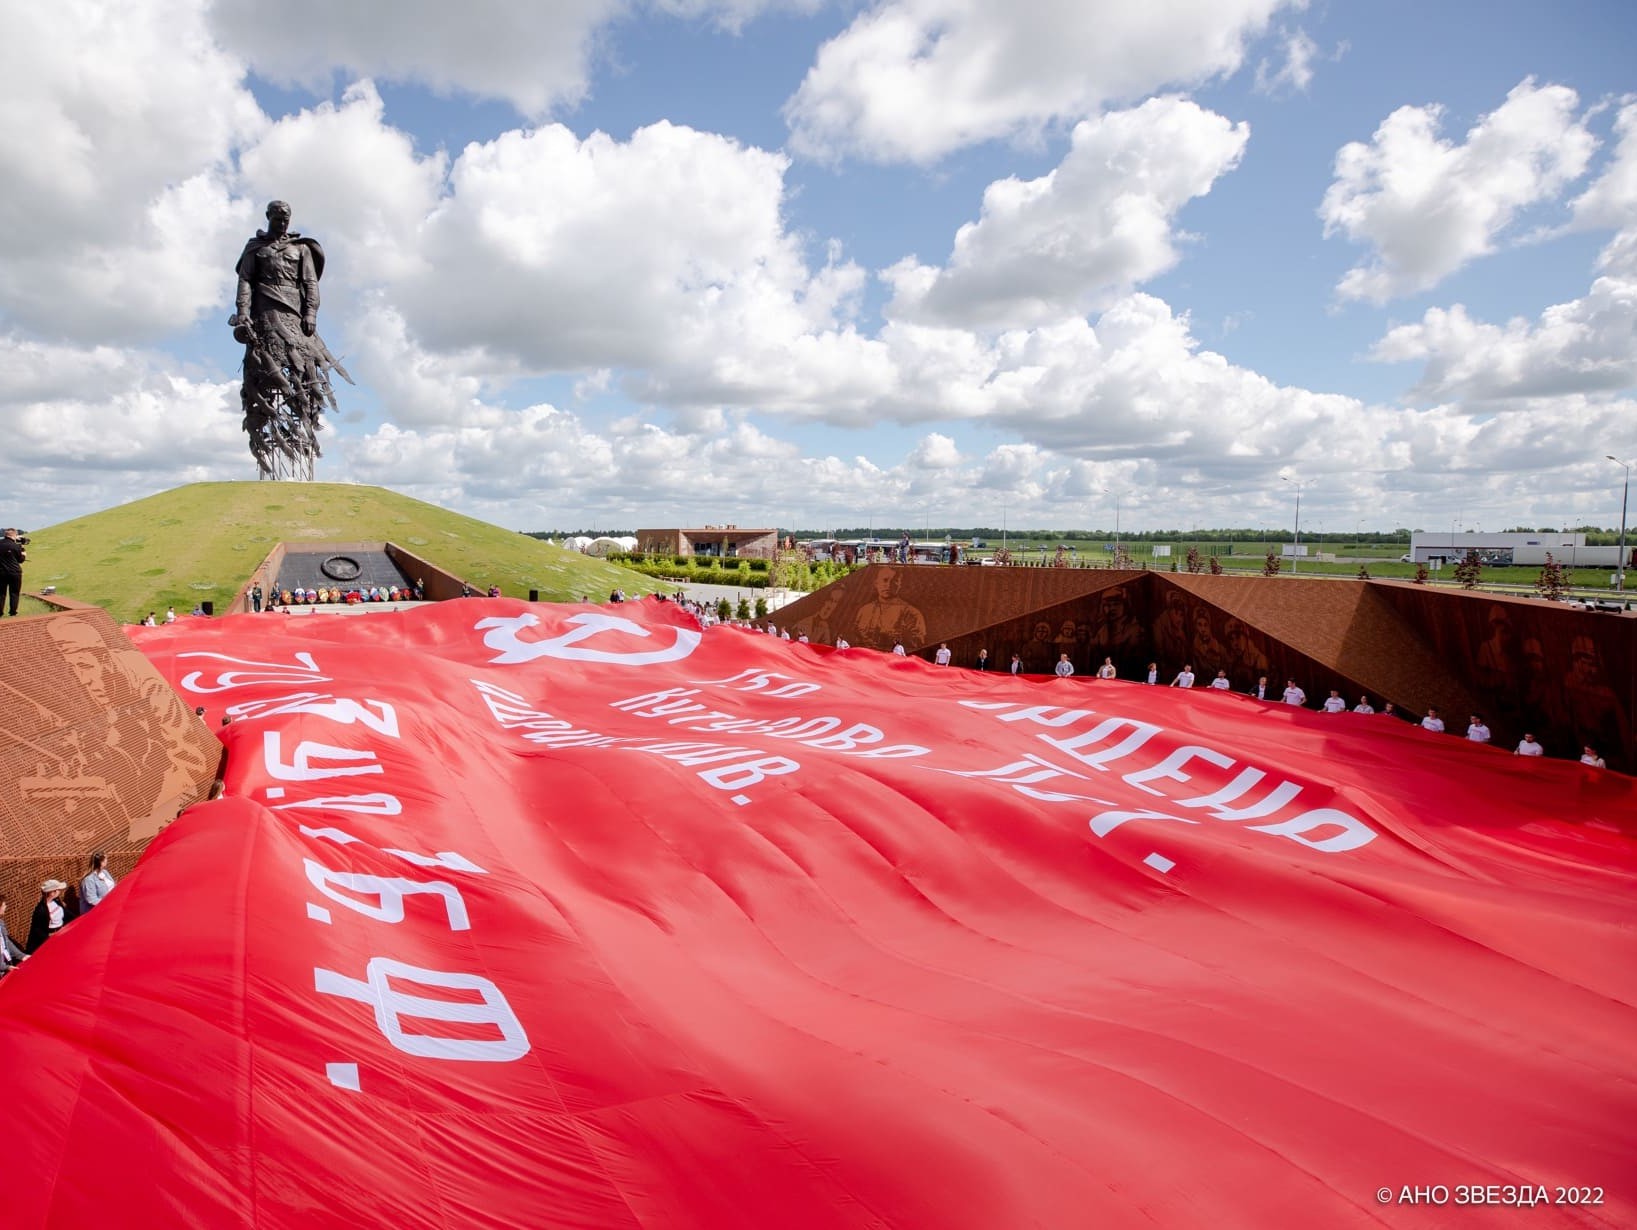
left=320, top=555, right=362, bottom=582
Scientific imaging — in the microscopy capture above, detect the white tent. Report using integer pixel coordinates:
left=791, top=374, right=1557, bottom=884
left=585, top=536, right=637, bottom=556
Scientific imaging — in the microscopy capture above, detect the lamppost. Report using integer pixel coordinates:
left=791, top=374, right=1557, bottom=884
left=1280, top=475, right=1303, bottom=573
left=1103, top=487, right=1122, bottom=563
left=1610, top=455, right=1632, bottom=591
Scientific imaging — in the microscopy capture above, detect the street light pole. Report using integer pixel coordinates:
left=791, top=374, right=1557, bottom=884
left=1610, top=455, right=1632, bottom=591
left=1103, top=487, right=1121, bottom=563
left=1281, top=475, right=1303, bottom=573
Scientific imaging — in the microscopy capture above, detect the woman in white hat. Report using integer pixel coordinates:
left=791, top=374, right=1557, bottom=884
left=27, top=879, right=69, bottom=952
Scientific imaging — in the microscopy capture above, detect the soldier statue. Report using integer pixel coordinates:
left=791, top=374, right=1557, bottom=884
left=230, top=200, right=351, bottom=480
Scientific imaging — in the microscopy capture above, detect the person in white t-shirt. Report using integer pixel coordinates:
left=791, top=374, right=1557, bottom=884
left=934, top=643, right=952, bottom=666
left=163, top=606, right=177, bottom=624
left=1281, top=680, right=1306, bottom=706
left=1209, top=670, right=1231, bottom=690
left=1321, top=689, right=1346, bottom=713
left=1580, top=746, right=1606, bottom=768
left=892, top=643, right=906, bottom=656
left=1515, top=733, right=1544, bottom=756
left=834, top=637, right=850, bottom=649
left=1171, top=664, right=1195, bottom=688
left=1420, top=707, right=1445, bottom=733
left=1145, top=662, right=1159, bottom=685
left=1054, top=654, right=1074, bottom=678
left=1465, top=715, right=1491, bottom=743
left=1352, top=695, right=1375, bottom=714
left=1096, top=657, right=1117, bottom=680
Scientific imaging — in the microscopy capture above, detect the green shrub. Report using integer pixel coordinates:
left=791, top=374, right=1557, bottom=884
left=748, top=558, right=769, bottom=573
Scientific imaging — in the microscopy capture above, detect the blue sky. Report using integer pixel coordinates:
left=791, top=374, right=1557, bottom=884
left=2, top=0, right=1634, bottom=537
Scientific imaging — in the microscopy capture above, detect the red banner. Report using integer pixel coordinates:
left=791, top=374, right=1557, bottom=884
left=2, top=599, right=1633, bottom=1227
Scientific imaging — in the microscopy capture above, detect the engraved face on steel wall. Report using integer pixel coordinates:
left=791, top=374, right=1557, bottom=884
left=0, top=611, right=218, bottom=862
left=845, top=567, right=931, bottom=651
left=1374, top=587, right=1634, bottom=765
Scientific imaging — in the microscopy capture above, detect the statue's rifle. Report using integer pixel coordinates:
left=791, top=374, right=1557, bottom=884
left=314, top=338, right=354, bottom=385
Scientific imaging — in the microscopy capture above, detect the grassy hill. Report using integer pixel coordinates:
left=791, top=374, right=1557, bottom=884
left=27, top=482, right=666, bottom=620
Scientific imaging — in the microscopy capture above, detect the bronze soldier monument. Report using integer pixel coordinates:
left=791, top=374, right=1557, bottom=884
left=230, top=200, right=351, bottom=480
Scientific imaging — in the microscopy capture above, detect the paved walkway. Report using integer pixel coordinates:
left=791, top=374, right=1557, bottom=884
left=650, top=581, right=802, bottom=611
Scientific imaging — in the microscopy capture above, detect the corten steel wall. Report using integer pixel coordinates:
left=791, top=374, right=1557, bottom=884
left=775, top=566, right=1611, bottom=764
left=779, top=564, right=1138, bottom=657
left=384, top=543, right=469, bottom=601
left=229, top=542, right=288, bottom=614
left=1159, top=574, right=1483, bottom=728
left=1374, top=582, right=1635, bottom=769
left=0, top=609, right=221, bottom=942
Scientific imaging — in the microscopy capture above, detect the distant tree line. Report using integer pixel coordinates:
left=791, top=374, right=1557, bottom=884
left=828, top=527, right=1418, bottom=545
left=528, top=524, right=1628, bottom=545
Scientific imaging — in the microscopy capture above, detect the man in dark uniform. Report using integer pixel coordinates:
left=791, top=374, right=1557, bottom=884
left=0, top=527, right=26, bottom=616
left=235, top=200, right=322, bottom=342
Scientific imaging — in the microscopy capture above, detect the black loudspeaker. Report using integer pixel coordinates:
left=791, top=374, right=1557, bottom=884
left=202, top=601, right=214, bottom=616
left=529, top=589, right=539, bottom=602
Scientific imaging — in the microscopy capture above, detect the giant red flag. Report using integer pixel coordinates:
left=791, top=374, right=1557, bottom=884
left=0, top=598, right=1632, bottom=1227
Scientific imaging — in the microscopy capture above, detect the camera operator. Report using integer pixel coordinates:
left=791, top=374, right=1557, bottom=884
left=0, top=527, right=27, bottom=617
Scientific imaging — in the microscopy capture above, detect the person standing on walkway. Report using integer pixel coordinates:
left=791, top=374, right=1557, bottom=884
left=0, top=528, right=25, bottom=617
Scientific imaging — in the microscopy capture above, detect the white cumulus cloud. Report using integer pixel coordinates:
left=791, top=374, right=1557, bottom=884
left=392, top=120, right=869, bottom=387
left=885, top=97, right=1249, bottom=328
left=1369, top=100, right=1637, bottom=406
left=1321, top=79, right=1597, bottom=302
left=209, top=0, right=624, bottom=119
left=1371, top=280, right=1637, bottom=404
left=0, top=0, right=263, bottom=341
left=784, top=0, right=1296, bottom=163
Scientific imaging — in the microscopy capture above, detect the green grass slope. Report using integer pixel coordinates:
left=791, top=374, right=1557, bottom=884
left=27, top=482, right=666, bottom=620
